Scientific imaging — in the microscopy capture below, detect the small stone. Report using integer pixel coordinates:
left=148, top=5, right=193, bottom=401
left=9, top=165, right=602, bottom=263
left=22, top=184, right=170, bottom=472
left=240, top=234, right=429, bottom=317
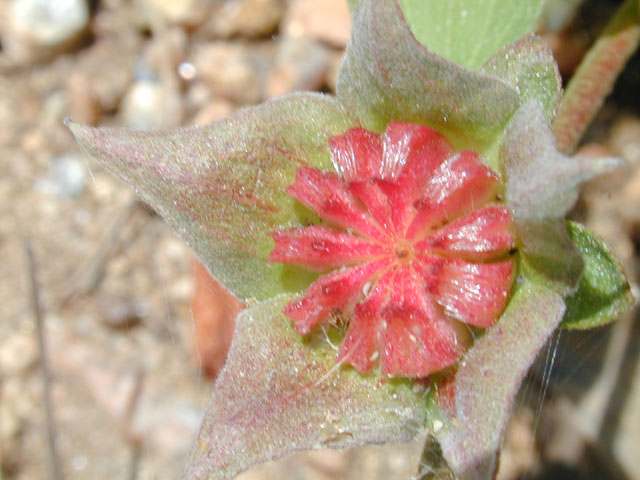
left=325, top=50, right=344, bottom=92
left=144, top=27, right=189, bottom=76
left=98, top=296, right=144, bottom=330
left=192, top=42, right=270, bottom=104
left=4, top=0, right=90, bottom=65
left=0, top=333, right=37, bottom=376
left=283, top=0, right=351, bottom=48
left=191, top=98, right=235, bottom=125
left=147, top=0, right=210, bottom=28
left=266, top=36, right=330, bottom=98
left=608, top=114, right=640, bottom=165
left=191, top=261, right=241, bottom=379
left=68, top=35, right=140, bottom=114
left=66, top=70, right=102, bottom=125
left=205, top=0, right=286, bottom=38
left=120, top=80, right=183, bottom=129
left=34, top=153, right=87, bottom=198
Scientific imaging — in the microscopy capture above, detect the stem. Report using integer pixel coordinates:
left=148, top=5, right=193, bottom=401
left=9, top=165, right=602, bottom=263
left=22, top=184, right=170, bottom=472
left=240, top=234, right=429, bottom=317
left=25, top=239, right=64, bottom=480
left=552, top=0, right=640, bottom=154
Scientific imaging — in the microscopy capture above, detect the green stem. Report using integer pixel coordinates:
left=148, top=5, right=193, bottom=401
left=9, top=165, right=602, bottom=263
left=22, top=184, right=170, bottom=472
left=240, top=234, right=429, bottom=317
left=552, top=0, right=640, bottom=154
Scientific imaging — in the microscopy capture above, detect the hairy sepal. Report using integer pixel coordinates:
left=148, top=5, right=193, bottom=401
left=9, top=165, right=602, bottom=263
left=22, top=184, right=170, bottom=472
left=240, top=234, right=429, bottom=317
left=337, top=0, right=520, bottom=149
left=501, top=101, right=621, bottom=294
left=183, top=294, right=433, bottom=480
left=68, top=93, right=353, bottom=302
left=436, top=282, right=565, bottom=479
left=481, top=34, right=562, bottom=121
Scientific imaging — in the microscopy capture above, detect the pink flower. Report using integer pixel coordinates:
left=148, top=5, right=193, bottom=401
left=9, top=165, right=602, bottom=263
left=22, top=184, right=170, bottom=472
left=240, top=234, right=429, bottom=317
left=269, top=122, right=516, bottom=377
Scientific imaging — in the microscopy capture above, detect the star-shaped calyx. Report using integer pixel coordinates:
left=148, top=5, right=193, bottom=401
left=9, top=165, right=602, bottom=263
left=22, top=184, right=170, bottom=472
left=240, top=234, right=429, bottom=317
left=269, top=122, right=516, bottom=377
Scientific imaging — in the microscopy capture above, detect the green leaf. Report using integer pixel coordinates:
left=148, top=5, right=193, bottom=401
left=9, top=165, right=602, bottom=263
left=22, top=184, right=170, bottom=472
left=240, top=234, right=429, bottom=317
left=501, top=101, right=620, bottom=294
left=437, top=281, right=565, bottom=479
left=481, top=34, right=562, bottom=120
left=337, top=0, right=520, bottom=148
left=184, top=294, right=434, bottom=480
left=561, top=222, right=633, bottom=329
left=398, top=0, right=546, bottom=70
left=68, top=93, right=353, bottom=302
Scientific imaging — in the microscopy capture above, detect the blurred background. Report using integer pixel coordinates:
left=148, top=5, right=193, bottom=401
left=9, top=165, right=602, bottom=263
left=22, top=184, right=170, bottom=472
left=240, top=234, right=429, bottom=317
left=1, top=0, right=639, bottom=478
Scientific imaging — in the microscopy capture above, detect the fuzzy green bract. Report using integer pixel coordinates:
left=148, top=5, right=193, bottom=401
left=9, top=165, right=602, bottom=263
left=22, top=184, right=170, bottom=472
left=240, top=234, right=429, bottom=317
left=67, top=0, right=632, bottom=479
left=184, top=294, right=431, bottom=480
left=69, top=94, right=352, bottom=301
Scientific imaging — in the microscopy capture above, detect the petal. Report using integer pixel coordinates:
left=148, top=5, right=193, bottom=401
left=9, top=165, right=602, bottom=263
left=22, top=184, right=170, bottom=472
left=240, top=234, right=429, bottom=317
left=270, top=226, right=390, bottom=271
left=287, top=167, right=388, bottom=242
left=329, top=127, right=383, bottom=181
left=379, top=123, right=453, bottom=233
left=284, top=258, right=393, bottom=334
left=379, top=266, right=462, bottom=377
left=380, top=122, right=450, bottom=182
left=348, top=179, right=395, bottom=234
left=416, top=205, right=516, bottom=261
left=337, top=269, right=394, bottom=373
left=412, top=254, right=447, bottom=289
left=432, top=259, right=515, bottom=328
left=406, top=150, right=501, bottom=240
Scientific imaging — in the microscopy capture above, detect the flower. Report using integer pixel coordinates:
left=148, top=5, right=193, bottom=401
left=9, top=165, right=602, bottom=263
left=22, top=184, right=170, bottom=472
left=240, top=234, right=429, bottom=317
left=269, top=122, right=516, bottom=377
left=67, top=0, right=631, bottom=477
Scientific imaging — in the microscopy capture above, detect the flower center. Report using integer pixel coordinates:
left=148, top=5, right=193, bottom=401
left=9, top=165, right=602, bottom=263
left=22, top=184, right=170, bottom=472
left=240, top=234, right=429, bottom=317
left=394, top=242, right=414, bottom=264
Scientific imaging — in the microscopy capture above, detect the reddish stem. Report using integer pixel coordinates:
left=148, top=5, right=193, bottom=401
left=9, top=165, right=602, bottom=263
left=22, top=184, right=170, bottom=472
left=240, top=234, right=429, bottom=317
left=552, top=0, right=640, bottom=154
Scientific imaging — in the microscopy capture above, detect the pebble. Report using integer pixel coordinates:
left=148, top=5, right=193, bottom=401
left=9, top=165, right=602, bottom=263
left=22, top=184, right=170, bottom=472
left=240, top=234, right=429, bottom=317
left=120, top=80, right=183, bottom=129
left=147, top=0, right=210, bottom=28
left=193, top=42, right=270, bottom=104
left=608, top=114, right=640, bottom=165
left=144, top=27, right=189, bottom=77
left=98, top=295, right=144, bottom=330
left=4, top=0, right=90, bottom=65
left=204, top=0, right=286, bottom=38
left=282, top=0, right=352, bottom=48
left=0, top=333, right=37, bottom=376
left=34, top=153, right=87, bottom=198
left=266, top=36, right=330, bottom=98
left=67, top=35, right=140, bottom=115
left=325, top=50, right=344, bottom=92
left=191, top=98, right=235, bottom=125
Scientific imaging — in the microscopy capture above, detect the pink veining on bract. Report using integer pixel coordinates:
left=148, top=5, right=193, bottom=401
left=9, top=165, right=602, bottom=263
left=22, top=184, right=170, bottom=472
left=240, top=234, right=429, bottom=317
left=269, top=122, right=516, bottom=378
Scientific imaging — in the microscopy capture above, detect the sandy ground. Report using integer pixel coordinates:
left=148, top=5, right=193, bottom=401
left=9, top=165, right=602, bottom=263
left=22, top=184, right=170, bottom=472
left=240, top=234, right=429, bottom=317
left=1, top=1, right=639, bottom=479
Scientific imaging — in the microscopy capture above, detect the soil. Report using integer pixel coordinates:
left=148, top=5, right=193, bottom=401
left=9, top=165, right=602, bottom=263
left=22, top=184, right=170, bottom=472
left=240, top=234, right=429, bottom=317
left=1, top=1, right=639, bottom=479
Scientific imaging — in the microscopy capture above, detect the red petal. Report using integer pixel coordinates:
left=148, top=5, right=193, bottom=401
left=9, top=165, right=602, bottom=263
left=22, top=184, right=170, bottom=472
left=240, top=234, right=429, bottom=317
left=348, top=179, right=395, bottom=234
left=329, top=128, right=383, bottom=181
left=432, top=259, right=515, bottom=328
left=380, top=123, right=453, bottom=233
left=286, top=167, right=388, bottom=242
left=412, top=254, right=447, bottom=289
left=380, top=122, right=450, bottom=181
left=379, top=266, right=462, bottom=377
left=406, top=150, right=501, bottom=240
left=269, top=226, right=390, bottom=271
left=283, top=257, right=393, bottom=334
left=416, top=205, right=516, bottom=261
left=337, top=269, right=394, bottom=372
